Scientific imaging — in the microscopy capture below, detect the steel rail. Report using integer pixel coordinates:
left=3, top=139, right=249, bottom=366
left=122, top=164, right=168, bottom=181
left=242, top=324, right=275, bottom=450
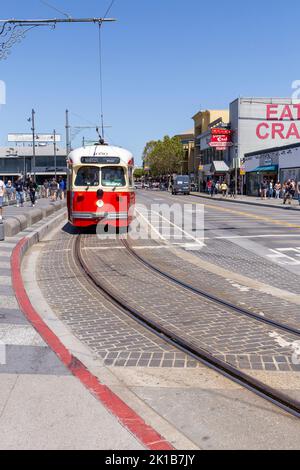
left=75, top=235, right=300, bottom=419
left=121, top=239, right=300, bottom=337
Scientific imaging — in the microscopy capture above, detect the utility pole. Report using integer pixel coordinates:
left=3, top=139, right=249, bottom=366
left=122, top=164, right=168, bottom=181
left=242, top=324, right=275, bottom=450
left=65, top=109, right=70, bottom=156
left=53, top=130, right=57, bottom=179
left=31, top=109, right=36, bottom=182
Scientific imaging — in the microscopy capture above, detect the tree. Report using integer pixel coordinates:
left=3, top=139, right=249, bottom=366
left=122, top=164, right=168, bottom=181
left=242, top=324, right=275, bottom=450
left=142, top=135, right=184, bottom=176
left=134, top=168, right=145, bottom=179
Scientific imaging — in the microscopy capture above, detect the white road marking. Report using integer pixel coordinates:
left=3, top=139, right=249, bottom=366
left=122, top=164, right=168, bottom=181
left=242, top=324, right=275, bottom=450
left=269, top=332, right=300, bottom=365
left=150, top=210, right=205, bottom=248
left=267, top=248, right=300, bottom=265
left=226, top=279, right=250, bottom=292
left=212, top=234, right=300, bottom=240
left=0, top=324, right=45, bottom=347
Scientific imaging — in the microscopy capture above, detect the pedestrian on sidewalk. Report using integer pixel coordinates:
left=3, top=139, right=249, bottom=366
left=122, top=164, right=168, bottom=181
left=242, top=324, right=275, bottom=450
left=221, top=181, right=228, bottom=197
left=268, top=180, right=274, bottom=199
left=5, top=180, right=15, bottom=203
left=283, top=180, right=294, bottom=205
left=297, top=180, right=300, bottom=206
left=14, top=177, right=25, bottom=208
left=274, top=181, right=281, bottom=199
left=50, top=178, right=58, bottom=202
left=43, top=180, right=50, bottom=198
left=58, top=177, right=66, bottom=200
left=207, top=179, right=213, bottom=197
left=28, top=177, right=38, bottom=207
left=229, top=180, right=235, bottom=198
left=0, top=178, right=6, bottom=221
left=260, top=179, right=268, bottom=199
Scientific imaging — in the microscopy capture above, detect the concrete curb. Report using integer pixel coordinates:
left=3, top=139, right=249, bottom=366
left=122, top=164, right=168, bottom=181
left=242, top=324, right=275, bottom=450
left=10, top=213, right=174, bottom=451
left=191, top=193, right=300, bottom=211
left=4, top=200, right=66, bottom=237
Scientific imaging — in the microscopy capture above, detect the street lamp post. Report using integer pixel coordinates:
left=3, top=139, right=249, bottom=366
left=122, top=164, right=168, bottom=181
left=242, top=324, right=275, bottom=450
left=0, top=18, right=116, bottom=60
left=31, top=109, right=36, bottom=182
left=53, top=129, right=57, bottom=179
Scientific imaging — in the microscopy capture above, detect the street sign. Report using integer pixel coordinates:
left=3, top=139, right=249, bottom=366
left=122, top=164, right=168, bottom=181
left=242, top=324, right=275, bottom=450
left=8, top=133, right=62, bottom=143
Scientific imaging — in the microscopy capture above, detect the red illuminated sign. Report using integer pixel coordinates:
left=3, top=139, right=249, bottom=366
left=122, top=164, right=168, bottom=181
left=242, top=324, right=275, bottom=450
left=209, top=128, right=233, bottom=149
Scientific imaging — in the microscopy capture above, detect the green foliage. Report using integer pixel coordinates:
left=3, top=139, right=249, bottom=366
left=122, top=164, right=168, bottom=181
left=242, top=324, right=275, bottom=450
left=142, top=136, right=185, bottom=176
left=134, top=168, right=145, bottom=179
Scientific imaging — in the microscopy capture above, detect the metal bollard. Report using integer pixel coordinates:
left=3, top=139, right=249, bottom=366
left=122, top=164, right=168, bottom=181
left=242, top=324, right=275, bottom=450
left=0, top=221, right=4, bottom=241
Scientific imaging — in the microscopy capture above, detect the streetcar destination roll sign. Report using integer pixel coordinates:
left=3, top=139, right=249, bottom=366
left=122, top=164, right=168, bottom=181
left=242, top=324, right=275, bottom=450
left=81, top=157, right=121, bottom=164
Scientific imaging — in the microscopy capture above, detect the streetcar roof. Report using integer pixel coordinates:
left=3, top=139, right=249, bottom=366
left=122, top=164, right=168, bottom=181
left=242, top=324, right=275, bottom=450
left=68, top=145, right=134, bottom=166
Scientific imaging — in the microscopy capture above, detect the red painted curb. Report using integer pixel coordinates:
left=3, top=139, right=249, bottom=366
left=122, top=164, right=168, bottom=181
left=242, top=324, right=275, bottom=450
left=11, top=237, right=175, bottom=451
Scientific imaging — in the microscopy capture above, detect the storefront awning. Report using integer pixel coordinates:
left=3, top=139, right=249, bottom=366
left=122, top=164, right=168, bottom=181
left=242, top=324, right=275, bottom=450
left=250, top=165, right=278, bottom=173
left=211, top=161, right=229, bottom=173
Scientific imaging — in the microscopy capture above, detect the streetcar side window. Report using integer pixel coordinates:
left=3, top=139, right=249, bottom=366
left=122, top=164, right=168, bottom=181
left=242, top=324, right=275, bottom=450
left=101, top=167, right=126, bottom=187
left=75, top=166, right=100, bottom=187
left=128, top=167, right=134, bottom=187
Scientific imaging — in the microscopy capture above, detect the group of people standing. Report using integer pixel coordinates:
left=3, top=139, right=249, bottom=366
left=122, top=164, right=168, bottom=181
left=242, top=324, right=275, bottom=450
left=259, top=179, right=300, bottom=205
left=206, top=179, right=238, bottom=198
left=0, top=175, right=67, bottom=222
left=42, top=178, right=66, bottom=202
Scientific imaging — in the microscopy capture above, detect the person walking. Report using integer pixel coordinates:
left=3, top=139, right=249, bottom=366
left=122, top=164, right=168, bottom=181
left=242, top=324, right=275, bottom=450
left=221, top=181, right=228, bottom=197
left=268, top=180, right=274, bottom=199
left=50, top=178, right=58, bottom=202
left=274, top=181, right=281, bottom=199
left=260, top=179, right=268, bottom=199
left=58, top=177, right=66, bottom=200
left=0, top=178, right=5, bottom=221
left=297, top=180, right=300, bottom=206
left=207, top=179, right=212, bottom=197
left=229, top=179, right=235, bottom=198
left=14, top=177, right=25, bottom=208
left=28, top=177, right=38, bottom=207
left=5, top=180, right=14, bottom=203
left=283, top=180, right=294, bottom=205
left=43, top=180, right=50, bottom=198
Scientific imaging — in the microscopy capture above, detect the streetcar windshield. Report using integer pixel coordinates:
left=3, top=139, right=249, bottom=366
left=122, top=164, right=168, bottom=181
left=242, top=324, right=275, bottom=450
left=101, top=167, right=126, bottom=187
left=75, top=166, right=100, bottom=187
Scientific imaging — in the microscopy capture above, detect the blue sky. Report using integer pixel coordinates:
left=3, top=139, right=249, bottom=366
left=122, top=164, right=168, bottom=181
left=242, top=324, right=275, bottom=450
left=0, top=0, right=300, bottom=165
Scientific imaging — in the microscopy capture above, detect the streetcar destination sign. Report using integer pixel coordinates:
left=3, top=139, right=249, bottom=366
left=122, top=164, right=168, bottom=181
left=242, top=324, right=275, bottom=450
left=81, top=157, right=120, bottom=164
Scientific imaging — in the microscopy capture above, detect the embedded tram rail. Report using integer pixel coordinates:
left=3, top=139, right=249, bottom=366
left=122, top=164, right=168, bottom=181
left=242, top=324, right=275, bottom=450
left=74, top=234, right=300, bottom=420
left=121, top=239, right=300, bottom=337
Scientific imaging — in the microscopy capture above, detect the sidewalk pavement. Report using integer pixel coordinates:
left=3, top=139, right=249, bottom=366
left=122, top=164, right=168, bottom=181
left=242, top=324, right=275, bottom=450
left=192, top=192, right=300, bottom=211
left=0, top=208, right=144, bottom=450
left=1, top=198, right=66, bottom=237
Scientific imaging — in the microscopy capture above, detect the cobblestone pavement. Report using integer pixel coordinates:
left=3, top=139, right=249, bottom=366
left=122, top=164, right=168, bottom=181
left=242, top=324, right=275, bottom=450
left=36, top=226, right=199, bottom=368
left=127, top=240, right=300, bottom=332
left=137, top=191, right=300, bottom=293
left=78, top=234, right=300, bottom=373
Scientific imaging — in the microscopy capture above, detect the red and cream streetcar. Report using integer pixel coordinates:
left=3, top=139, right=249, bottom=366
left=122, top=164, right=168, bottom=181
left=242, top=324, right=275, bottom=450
left=67, top=141, right=136, bottom=229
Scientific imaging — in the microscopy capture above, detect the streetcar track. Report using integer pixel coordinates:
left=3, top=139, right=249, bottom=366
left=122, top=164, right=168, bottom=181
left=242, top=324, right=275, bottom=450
left=74, top=234, right=300, bottom=420
left=121, top=239, right=300, bottom=337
